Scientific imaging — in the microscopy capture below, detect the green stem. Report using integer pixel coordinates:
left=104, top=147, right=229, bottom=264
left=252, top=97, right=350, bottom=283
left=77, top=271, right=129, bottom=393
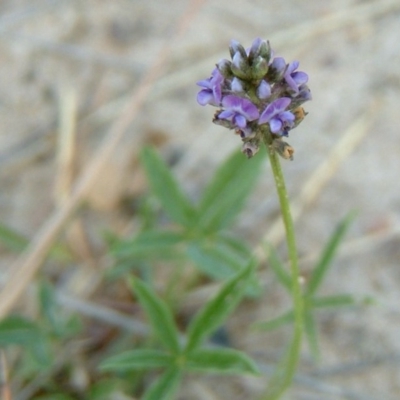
left=260, top=131, right=304, bottom=400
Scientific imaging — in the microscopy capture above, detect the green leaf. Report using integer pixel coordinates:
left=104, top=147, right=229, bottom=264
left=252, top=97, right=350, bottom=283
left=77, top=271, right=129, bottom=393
left=109, top=231, right=185, bottom=277
left=100, top=349, right=173, bottom=371
left=0, top=223, right=27, bottom=251
left=0, top=315, right=43, bottom=345
left=185, top=262, right=253, bottom=353
left=87, top=379, right=123, bottom=400
left=306, top=211, right=356, bottom=296
left=0, top=223, right=71, bottom=260
left=111, top=231, right=185, bottom=260
left=143, top=366, right=182, bottom=400
left=35, top=395, right=75, bottom=400
left=0, top=315, right=52, bottom=365
left=267, top=245, right=291, bottom=292
left=311, top=294, right=355, bottom=308
left=29, top=336, right=52, bottom=367
left=217, top=232, right=254, bottom=260
left=141, top=147, right=196, bottom=227
left=197, top=149, right=264, bottom=232
left=39, top=281, right=81, bottom=338
left=252, top=310, right=294, bottom=331
left=39, top=281, right=66, bottom=337
left=304, top=311, right=319, bottom=360
left=186, top=241, right=242, bottom=280
left=186, top=240, right=261, bottom=295
left=131, top=278, right=180, bottom=354
left=186, top=348, right=259, bottom=375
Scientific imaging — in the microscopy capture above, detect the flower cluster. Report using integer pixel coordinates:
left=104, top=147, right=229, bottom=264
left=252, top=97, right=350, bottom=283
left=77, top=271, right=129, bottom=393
left=196, top=38, right=311, bottom=158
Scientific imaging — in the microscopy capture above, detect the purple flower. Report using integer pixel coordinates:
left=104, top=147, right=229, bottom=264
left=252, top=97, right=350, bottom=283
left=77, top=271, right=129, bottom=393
left=259, top=97, right=295, bottom=135
left=196, top=68, right=224, bottom=106
left=217, top=95, right=259, bottom=134
left=284, top=61, right=308, bottom=95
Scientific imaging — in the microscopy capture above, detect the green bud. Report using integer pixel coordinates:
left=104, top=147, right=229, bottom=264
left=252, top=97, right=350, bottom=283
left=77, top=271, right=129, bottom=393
left=251, top=57, right=269, bottom=80
left=216, top=59, right=233, bottom=78
left=259, top=40, right=272, bottom=63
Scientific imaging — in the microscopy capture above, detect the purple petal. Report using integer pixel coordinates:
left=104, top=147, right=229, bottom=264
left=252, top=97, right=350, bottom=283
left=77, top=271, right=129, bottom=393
left=197, top=90, right=214, bottom=106
left=248, top=37, right=262, bottom=56
left=270, top=57, right=286, bottom=72
left=280, top=111, right=295, bottom=123
left=240, top=100, right=260, bottom=120
left=285, top=75, right=298, bottom=94
left=222, top=95, right=243, bottom=109
left=259, top=97, right=291, bottom=124
left=270, top=118, right=283, bottom=133
left=211, top=67, right=223, bottom=81
left=196, top=79, right=212, bottom=89
left=257, top=80, right=271, bottom=99
left=213, top=85, right=222, bottom=104
left=221, top=95, right=259, bottom=121
left=234, top=114, right=247, bottom=128
left=218, top=109, right=234, bottom=120
left=231, top=77, right=244, bottom=92
left=292, top=71, right=308, bottom=85
left=286, top=60, right=299, bottom=74
left=232, top=52, right=245, bottom=69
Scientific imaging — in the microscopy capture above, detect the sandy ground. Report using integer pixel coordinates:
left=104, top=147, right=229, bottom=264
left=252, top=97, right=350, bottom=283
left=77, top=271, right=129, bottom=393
left=1, top=0, right=400, bottom=399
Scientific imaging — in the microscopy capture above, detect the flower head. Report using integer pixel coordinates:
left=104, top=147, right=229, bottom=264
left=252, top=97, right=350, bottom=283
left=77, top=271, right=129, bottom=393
left=196, top=39, right=311, bottom=158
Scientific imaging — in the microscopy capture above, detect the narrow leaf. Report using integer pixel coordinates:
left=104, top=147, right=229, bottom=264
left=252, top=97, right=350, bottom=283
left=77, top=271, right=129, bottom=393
left=0, top=223, right=70, bottom=260
left=217, top=232, right=254, bottom=259
left=307, top=212, right=356, bottom=296
left=131, top=279, right=180, bottom=354
left=111, top=231, right=185, bottom=260
left=39, top=281, right=69, bottom=338
left=186, top=348, right=259, bottom=375
left=186, top=241, right=242, bottom=280
left=110, top=231, right=185, bottom=277
left=0, top=223, right=27, bottom=251
left=88, top=379, right=123, bottom=400
left=100, top=349, right=173, bottom=371
left=197, top=149, right=264, bottom=231
left=311, top=294, right=355, bottom=308
left=0, top=316, right=43, bottom=345
left=186, top=240, right=261, bottom=296
left=267, top=245, right=291, bottom=292
left=185, top=262, right=253, bottom=353
left=143, top=366, right=182, bottom=400
left=34, top=395, right=75, bottom=400
left=304, top=311, right=319, bottom=360
left=252, top=310, right=294, bottom=331
left=141, top=147, right=196, bottom=227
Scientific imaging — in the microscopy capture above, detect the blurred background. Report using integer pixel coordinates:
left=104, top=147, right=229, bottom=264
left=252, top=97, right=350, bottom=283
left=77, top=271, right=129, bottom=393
left=0, top=0, right=400, bottom=399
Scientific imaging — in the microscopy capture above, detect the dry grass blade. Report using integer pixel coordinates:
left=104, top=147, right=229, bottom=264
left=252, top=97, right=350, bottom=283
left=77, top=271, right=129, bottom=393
left=0, top=0, right=207, bottom=318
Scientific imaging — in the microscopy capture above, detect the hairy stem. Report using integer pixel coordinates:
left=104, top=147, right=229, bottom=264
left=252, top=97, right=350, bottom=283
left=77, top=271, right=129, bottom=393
left=260, top=131, right=304, bottom=400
